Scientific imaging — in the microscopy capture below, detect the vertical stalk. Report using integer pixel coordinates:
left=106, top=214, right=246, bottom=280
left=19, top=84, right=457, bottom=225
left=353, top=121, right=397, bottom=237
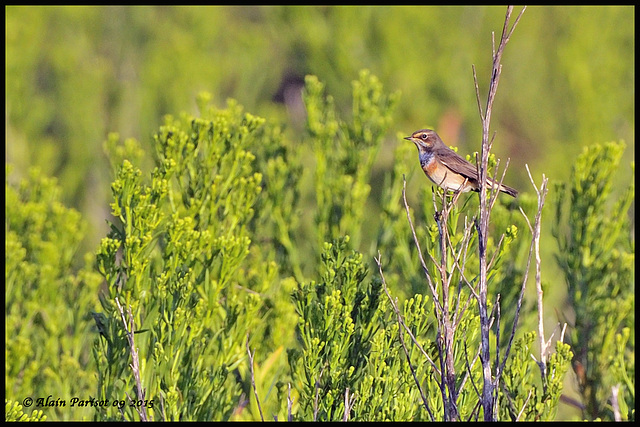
left=472, top=6, right=526, bottom=421
left=436, top=193, right=460, bottom=421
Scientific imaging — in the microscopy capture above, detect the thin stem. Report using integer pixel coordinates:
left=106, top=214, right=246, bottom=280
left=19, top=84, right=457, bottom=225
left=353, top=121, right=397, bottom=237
left=472, top=6, right=525, bottom=421
left=342, top=388, right=356, bottom=422
left=246, top=335, right=264, bottom=422
left=500, top=164, right=548, bottom=382
left=376, top=253, right=436, bottom=421
left=402, top=176, right=443, bottom=317
left=287, top=383, right=294, bottom=422
left=115, top=297, right=149, bottom=422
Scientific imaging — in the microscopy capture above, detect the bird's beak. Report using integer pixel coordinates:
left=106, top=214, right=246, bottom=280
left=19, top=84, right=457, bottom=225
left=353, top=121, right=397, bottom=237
left=403, top=136, right=412, bottom=141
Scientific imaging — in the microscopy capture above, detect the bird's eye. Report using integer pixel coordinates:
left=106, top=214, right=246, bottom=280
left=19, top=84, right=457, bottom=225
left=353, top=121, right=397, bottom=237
left=421, top=133, right=428, bottom=140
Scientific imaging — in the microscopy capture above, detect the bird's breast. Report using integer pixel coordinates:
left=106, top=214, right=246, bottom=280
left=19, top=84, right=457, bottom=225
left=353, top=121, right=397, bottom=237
left=420, top=152, right=473, bottom=192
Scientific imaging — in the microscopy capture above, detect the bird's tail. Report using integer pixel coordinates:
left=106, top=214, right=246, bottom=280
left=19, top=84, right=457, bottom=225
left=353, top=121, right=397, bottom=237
left=486, top=178, right=518, bottom=197
left=499, top=183, right=518, bottom=197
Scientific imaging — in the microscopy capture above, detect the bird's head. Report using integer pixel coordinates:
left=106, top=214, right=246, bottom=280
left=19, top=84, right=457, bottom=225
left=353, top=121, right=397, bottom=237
left=404, top=129, right=439, bottom=152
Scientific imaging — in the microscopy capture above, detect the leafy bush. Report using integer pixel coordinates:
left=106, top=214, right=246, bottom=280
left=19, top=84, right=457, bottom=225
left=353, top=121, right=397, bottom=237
left=5, top=167, right=102, bottom=421
left=553, top=142, right=635, bottom=421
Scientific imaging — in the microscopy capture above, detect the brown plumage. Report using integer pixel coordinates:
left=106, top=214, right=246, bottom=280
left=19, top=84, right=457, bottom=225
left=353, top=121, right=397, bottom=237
left=405, top=129, right=518, bottom=197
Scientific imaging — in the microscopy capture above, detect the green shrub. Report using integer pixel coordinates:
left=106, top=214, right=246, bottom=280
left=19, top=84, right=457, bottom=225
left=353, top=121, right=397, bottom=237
left=553, top=142, right=634, bottom=421
left=5, top=166, right=102, bottom=421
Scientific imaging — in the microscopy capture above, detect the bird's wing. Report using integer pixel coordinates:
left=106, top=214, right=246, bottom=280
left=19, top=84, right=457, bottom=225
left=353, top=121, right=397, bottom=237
left=438, top=148, right=479, bottom=180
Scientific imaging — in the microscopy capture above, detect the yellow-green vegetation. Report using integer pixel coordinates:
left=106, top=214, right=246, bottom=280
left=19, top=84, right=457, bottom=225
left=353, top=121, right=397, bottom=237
left=6, top=6, right=633, bottom=421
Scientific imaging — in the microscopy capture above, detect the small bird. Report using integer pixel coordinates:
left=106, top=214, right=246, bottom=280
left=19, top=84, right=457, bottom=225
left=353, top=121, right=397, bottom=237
left=405, top=129, right=518, bottom=197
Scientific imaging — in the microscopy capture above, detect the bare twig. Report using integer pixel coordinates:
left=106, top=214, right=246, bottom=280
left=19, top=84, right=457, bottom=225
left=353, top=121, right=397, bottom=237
left=342, top=388, right=356, bottom=422
left=312, top=367, right=325, bottom=421
left=516, top=390, right=533, bottom=421
left=442, top=213, right=481, bottom=332
left=115, top=297, right=149, bottom=421
left=451, top=216, right=478, bottom=327
left=403, top=179, right=464, bottom=420
left=159, top=394, right=166, bottom=421
left=287, top=383, right=294, bottom=422
left=611, top=385, right=621, bottom=422
left=402, top=176, right=443, bottom=317
left=497, top=165, right=546, bottom=386
left=471, top=6, right=526, bottom=421
left=486, top=233, right=506, bottom=272
left=508, top=164, right=550, bottom=390
left=494, top=293, right=502, bottom=388
left=527, top=165, right=550, bottom=374
left=246, top=335, right=264, bottom=421
left=429, top=188, right=464, bottom=421
left=461, top=329, right=482, bottom=400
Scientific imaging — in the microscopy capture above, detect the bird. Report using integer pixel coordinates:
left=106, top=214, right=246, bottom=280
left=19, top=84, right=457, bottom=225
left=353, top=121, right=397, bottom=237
left=405, top=129, right=517, bottom=197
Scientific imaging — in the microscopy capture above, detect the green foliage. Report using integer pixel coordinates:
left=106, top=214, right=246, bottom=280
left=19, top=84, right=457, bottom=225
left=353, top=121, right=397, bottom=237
left=93, top=101, right=287, bottom=421
left=5, top=166, right=103, bottom=421
left=553, top=142, right=635, bottom=421
left=379, top=190, right=569, bottom=422
left=499, top=332, right=572, bottom=421
left=289, top=237, right=375, bottom=420
left=305, top=70, right=400, bottom=253
left=5, top=400, right=47, bottom=422
left=288, top=237, right=434, bottom=421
